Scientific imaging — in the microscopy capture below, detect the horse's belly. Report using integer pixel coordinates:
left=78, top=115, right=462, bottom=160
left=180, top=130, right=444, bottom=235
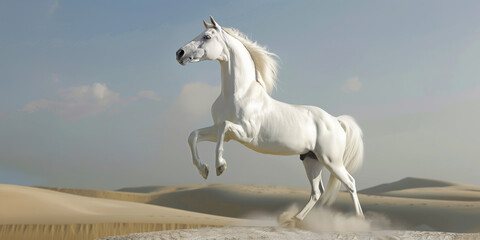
left=240, top=141, right=305, bottom=155
left=239, top=125, right=316, bottom=155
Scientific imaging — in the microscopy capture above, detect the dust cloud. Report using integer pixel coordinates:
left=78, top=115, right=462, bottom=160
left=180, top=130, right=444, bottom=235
left=242, top=204, right=393, bottom=232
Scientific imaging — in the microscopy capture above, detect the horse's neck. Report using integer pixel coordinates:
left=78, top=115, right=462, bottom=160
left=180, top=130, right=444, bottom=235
left=219, top=37, right=258, bottom=99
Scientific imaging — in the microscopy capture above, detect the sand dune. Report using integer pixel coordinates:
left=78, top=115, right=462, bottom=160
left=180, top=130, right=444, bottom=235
left=0, top=184, right=244, bottom=225
left=360, top=177, right=456, bottom=194
left=46, top=179, right=480, bottom=233
left=0, top=184, right=250, bottom=239
left=43, top=184, right=309, bottom=218
left=360, top=177, right=480, bottom=201
left=2, top=177, right=480, bottom=239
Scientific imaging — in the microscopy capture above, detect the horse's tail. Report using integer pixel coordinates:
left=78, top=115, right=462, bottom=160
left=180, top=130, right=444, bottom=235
left=338, top=115, right=364, bottom=173
left=320, top=115, right=364, bottom=206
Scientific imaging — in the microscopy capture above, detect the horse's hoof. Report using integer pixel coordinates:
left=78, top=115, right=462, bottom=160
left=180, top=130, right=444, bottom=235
left=295, top=214, right=305, bottom=221
left=278, top=213, right=301, bottom=228
left=199, top=164, right=209, bottom=179
left=216, top=163, right=227, bottom=176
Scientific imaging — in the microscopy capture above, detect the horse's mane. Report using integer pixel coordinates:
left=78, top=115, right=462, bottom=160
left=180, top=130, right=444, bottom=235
left=223, top=27, right=278, bottom=95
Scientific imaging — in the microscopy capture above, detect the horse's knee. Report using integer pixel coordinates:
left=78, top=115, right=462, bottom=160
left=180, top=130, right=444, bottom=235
left=310, top=181, right=322, bottom=201
left=312, top=191, right=321, bottom=201
left=346, top=178, right=357, bottom=193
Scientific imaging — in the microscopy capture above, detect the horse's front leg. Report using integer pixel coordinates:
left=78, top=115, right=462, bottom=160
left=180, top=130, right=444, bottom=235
left=216, top=121, right=252, bottom=176
left=188, top=126, right=218, bottom=179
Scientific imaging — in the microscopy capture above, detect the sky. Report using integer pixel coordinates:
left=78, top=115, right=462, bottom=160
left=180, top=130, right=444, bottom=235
left=1, top=1, right=480, bottom=190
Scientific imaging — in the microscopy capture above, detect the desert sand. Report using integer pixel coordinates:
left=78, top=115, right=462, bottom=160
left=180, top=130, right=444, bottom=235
left=104, top=227, right=480, bottom=240
left=0, top=184, right=249, bottom=239
left=1, top=177, right=480, bottom=239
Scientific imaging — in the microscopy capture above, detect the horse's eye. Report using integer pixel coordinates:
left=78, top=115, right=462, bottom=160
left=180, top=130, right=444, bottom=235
left=204, top=35, right=211, bottom=40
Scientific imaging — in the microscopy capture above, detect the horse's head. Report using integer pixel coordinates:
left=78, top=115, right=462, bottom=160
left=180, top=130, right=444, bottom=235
left=176, top=16, right=226, bottom=65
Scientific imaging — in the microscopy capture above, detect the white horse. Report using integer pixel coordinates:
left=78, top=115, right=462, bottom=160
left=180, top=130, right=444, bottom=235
left=176, top=17, right=364, bottom=220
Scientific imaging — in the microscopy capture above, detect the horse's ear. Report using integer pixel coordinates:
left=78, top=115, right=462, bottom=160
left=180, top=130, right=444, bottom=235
left=203, top=19, right=213, bottom=29
left=210, top=16, right=220, bottom=29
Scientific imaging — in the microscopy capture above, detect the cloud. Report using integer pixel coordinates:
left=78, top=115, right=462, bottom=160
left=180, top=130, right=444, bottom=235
left=166, top=82, right=220, bottom=125
left=24, top=83, right=161, bottom=121
left=341, top=77, right=362, bottom=92
left=49, top=0, right=59, bottom=15
left=136, top=90, right=161, bottom=101
left=23, top=99, right=55, bottom=113
left=24, top=83, right=119, bottom=120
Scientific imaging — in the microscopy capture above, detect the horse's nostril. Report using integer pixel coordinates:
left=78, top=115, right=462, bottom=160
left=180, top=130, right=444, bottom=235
left=176, top=49, right=184, bottom=59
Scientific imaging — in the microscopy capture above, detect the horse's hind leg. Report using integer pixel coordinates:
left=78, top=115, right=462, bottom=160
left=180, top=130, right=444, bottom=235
left=320, top=153, right=364, bottom=217
left=295, top=156, right=323, bottom=220
left=188, top=126, right=218, bottom=179
left=300, top=152, right=325, bottom=194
